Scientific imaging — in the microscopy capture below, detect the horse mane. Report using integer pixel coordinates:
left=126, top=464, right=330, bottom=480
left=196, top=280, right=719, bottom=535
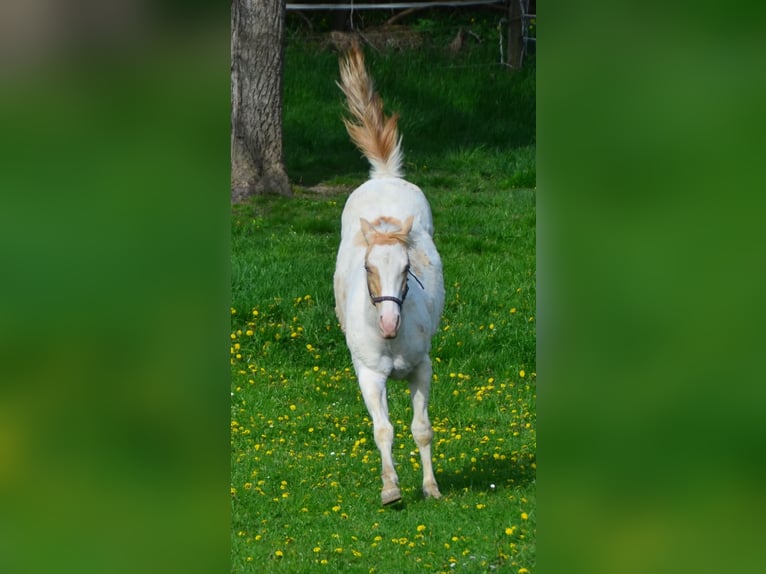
left=357, top=216, right=413, bottom=247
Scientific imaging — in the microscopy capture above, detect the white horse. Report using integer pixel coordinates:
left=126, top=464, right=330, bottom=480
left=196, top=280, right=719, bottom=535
left=334, top=45, right=445, bottom=505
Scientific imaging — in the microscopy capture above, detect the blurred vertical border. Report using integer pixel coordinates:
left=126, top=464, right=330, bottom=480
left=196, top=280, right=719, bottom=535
left=0, top=1, right=229, bottom=572
left=540, top=1, right=766, bottom=573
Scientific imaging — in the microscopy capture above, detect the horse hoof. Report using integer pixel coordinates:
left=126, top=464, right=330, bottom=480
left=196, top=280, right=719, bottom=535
left=424, top=486, right=442, bottom=500
left=381, top=487, right=402, bottom=505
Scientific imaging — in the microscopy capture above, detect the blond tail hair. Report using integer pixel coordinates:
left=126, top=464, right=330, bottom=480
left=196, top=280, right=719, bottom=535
left=338, top=43, right=404, bottom=179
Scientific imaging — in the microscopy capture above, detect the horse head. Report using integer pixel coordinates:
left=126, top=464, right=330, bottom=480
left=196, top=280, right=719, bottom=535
left=360, top=215, right=414, bottom=339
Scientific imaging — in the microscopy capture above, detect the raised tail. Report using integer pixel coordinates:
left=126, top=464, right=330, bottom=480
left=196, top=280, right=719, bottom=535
left=338, top=43, right=404, bottom=179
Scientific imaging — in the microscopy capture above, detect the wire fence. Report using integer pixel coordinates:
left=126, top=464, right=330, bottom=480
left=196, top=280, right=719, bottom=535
left=287, top=1, right=503, bottom=9
left=285, top=0, right=535, bottom=69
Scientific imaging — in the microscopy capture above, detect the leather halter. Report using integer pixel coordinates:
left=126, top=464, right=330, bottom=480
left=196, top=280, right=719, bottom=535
left=370, top=287, right=409, bottom=308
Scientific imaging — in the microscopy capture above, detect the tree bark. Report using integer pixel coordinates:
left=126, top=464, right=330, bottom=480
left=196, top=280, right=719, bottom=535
left=231, top=0, right=292, bottom=201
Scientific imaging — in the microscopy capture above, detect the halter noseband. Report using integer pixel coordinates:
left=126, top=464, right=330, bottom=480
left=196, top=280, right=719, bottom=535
left=369, top=269, right=424, bottom=307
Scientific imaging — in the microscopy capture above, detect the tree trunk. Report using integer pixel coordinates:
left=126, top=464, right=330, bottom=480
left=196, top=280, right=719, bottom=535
left=231, top=0, right=292, bottom=201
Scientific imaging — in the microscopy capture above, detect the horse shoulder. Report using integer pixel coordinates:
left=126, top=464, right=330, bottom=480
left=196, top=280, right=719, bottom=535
left=333, top=272, right=347, bottom=332
left=334, top=240, right=359, bottom=333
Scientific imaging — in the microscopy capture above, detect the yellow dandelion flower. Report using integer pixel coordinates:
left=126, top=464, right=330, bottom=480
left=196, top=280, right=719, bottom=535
left=275, top=550, right=284, bottom=558
left=519, top=569, right=530, bottom=574
left=313, top=546, right=321, bottom=553
left=416, top=524, right=426, bottom=532
left=521, top=512, right=529, bottom=520
left=519, top=370, right=526, bottom=378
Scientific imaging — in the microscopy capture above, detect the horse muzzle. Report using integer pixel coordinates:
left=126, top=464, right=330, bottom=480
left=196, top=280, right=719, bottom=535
left=372, top=296, right=403, bottom=338
left=379, top=311, right=400, bottom=339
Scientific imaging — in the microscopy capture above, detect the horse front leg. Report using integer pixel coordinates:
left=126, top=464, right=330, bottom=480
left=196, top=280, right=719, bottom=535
left=356, top=365, right=401, bottom=505
left=409, top=358, right=441, bottom=500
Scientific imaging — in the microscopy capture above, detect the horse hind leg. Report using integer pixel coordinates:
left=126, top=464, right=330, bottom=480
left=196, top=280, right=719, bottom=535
left=356, top=366, right=401, bottom=505
left=409, top=358, right=441, bottom=500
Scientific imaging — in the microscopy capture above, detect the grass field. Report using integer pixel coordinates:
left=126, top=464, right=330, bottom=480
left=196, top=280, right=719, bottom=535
left=232, top=22, right=535, bottom=573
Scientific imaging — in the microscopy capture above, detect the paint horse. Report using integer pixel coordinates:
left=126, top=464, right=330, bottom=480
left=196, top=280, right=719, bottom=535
left=334, top=45, right=445, bottom=505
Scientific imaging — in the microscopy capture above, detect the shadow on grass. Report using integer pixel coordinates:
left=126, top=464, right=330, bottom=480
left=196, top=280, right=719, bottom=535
left=438, top=455, right=536, bottom=496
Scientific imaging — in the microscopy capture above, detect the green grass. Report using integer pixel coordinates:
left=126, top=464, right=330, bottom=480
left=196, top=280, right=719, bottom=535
left=232, top=31, right=535, bottom=574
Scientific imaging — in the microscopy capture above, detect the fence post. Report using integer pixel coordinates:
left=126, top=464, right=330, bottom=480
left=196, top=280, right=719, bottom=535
left=507, top=0, right=524, bottom=69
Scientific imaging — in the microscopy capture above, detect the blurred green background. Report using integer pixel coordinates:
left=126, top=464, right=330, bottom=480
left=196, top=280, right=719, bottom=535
left=540, top=2, right=766, bottom=573
left=1, top=2, right=229, bottom=573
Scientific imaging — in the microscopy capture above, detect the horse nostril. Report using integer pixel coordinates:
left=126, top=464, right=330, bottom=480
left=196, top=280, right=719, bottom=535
left=379, top=312, right=400, bottom=338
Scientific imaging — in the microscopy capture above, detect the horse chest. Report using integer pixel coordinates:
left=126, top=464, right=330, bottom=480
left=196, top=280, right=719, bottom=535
left=377, top=348, right=419, bottom=380
left=390, top=354, right=418, bottom=380
left=348, top=331, right=425, bottom=379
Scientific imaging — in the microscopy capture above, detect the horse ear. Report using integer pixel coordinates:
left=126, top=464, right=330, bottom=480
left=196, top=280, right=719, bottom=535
left=360, top=218, right=375, bottom=244
left=401, top=215, right=414, bottom=236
